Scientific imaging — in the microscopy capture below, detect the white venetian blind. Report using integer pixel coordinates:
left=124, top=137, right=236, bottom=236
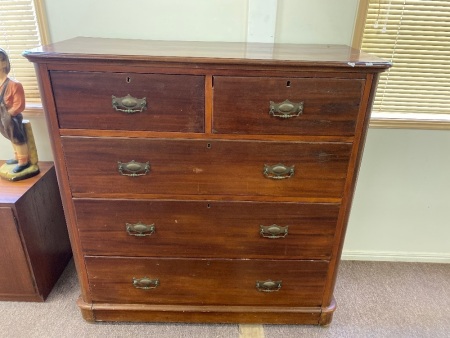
left=361, top=0, right=450, bottom=116
left=0, top=0, right=41, bottom=100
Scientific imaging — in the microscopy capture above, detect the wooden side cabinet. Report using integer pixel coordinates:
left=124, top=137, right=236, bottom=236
left=0, top=162, right=72, bottom=301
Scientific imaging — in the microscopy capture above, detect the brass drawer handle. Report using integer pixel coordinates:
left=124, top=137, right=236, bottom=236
left=260, top=224, right=288, bottom=238
left=117, top=160, right=150, bottom=177
left=132, top=277, right=159, bottom=290
left=126, top=222, right=155, bottom=237
left=269, top=99, right=303, bottom=118
left=112, top=94, right=147, bottom=114
left=256, top=280, right=282, bottom=292
left=263, top=163, right=295, bottom=180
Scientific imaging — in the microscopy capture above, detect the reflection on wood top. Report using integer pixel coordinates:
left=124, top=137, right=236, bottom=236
left=24, top=37, right=391, bottom=69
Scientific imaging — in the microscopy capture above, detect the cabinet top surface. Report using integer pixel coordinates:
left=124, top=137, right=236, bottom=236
left=24, top=37, right=391, bottom=70
left=0, top=162, right=53, bottom=204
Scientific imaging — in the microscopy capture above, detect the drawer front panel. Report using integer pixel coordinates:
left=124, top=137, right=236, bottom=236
left=85, top=256, right=328, bottom=306
left=213, top=76, right=364, bottom=136
left=62, top=137, right=351, bottom=199
left=75, top=199, right=339, bottom=259
left=50, top=71, right=205, bottom=132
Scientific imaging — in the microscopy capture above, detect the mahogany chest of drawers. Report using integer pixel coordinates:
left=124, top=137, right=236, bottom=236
left=25, top=38, right=390, bottom=324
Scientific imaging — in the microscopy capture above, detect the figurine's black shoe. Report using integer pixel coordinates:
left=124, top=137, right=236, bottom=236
left=12, top=162, right=31, bottom=173
left=6, top=159, right=18, bottom=165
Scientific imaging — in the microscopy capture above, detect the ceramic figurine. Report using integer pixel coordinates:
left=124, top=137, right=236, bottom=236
left=0, top=48, right=39, bottom=181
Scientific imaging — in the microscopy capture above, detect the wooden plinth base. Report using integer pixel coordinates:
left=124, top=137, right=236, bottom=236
left=77, top=297, right=336, bottom=325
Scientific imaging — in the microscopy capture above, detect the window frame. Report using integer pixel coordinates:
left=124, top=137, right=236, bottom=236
left=353, top=0, right=450, bottom=130
left=6, top=0, right=49, bottom=117
left=26, top=0, right=49, bottom=116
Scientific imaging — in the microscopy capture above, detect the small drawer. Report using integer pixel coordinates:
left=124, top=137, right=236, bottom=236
left=50, top=71, right=205, bottom=132
left=85, top=256, right=328, bottom=307
left=75, top=199, right=339, bottom=259
left=213, top=76, right=364, bottom=136
left=62, top=137, right=351, bottom=199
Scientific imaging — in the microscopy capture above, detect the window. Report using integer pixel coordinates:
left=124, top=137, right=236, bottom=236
left=354, top=0, right=450, bottom=129
left=0, top=0, right=48, bottom=110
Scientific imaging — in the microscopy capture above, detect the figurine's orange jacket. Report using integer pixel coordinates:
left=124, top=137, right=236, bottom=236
left=0, top=79, right=25, bottom=116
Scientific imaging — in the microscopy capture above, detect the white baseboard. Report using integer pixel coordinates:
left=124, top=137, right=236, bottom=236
left=342, top=250, right=450, bottom=263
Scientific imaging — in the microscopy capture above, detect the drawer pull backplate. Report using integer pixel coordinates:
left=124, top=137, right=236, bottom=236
left=263, top=163, right=295, bottom=180
left=260, top=224, right=289, bottom=238
left=132, top=277, right=159, bottom=290
left=256, top=280, right=282, bottom=292
left=117, top=160, right=150, bottom=177
left=126, top=222, right=155, bottom=237
left=269, top=99, right=303, bottom=118
left=112, top=94, right=147, bottom=114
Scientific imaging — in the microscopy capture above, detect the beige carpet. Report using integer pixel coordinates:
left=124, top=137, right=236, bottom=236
left=0, top=260, right=449, bottom=338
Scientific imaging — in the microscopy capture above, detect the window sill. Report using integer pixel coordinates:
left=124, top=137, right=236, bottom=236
left=369, top=113, right=450, bottom=130
left=22, top=102, right=44, bottom=117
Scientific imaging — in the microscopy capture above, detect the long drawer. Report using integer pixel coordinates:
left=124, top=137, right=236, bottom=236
left=50, top=71, right=205, bottom=132
left=62, top=137, right=351, bottom=199
left=85, top=256, right=328, bottom=307
left=74, top=199, right=339, bottom=259
left=213, top=76, right=364, bottom=136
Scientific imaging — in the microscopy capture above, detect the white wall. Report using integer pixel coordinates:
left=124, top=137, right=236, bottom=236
left=275, top=0, right=358, bottom=44
left=2, top=0, right=448, bottom=262
left=43, top=0, right=360, bottom=45
left=345, top=128, right=450, bottom=262
left=44, top=0, right=249, bottom=43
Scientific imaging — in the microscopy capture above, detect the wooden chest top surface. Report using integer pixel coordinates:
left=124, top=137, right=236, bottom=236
left=24, top=37, right=391, bottom=70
